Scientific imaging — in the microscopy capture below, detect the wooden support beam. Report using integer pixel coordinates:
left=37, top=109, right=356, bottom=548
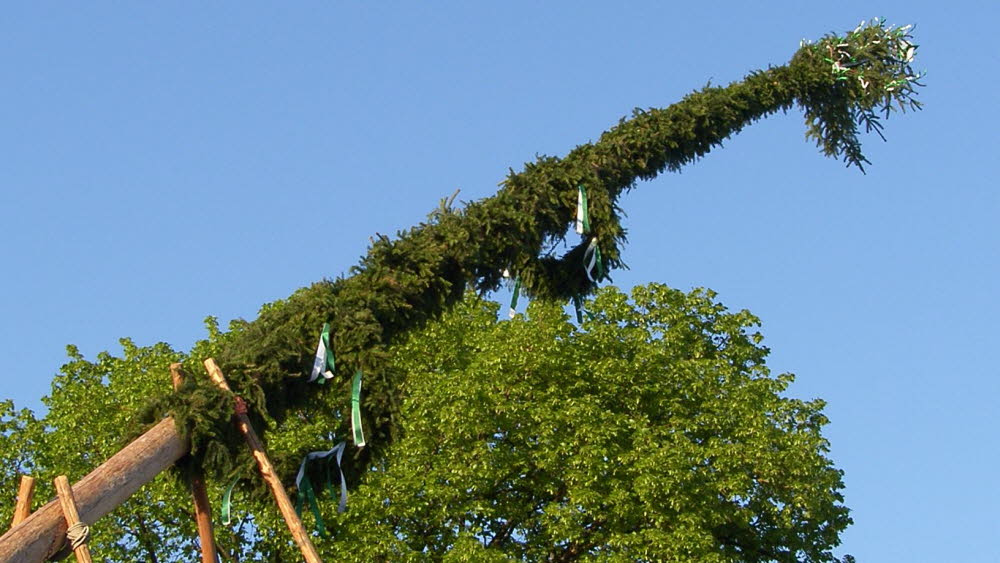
left=203, top=358, right=322, bottom=563
left=10, top=475, right=35, bottom=528
left=54, top=475, right=93, bottom=563
left=0, top=417, right=188, bottom=562
left=171, top=362, right=219, bottom=563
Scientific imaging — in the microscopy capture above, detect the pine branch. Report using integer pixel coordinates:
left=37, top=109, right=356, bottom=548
left=148, top=19, right=924, bottom=483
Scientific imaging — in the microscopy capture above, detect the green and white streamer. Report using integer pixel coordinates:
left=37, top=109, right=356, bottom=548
left=508, top=277, right=521, bottom=318
left=575, top=185, right=590, bottom=234
left=295, top=441, right=348, bottom=535
left=572, top=295, right=584, bottom=324
left=309, top=322, right=336, bottom=383
left=503, top=267, right=521, bottom=318
left=822, top=18, right=923, bottom=93
left=351, top=370, right=366, bottom=447
left=221, top=476, right=240, bottom=526
left=583, top=237, right=604, bottom=282
left=577, top=187, right=602, bottom=283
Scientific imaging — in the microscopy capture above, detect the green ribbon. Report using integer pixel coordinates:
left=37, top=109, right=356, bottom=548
left=572, top=295, right=584, bottom=324
left=571, top=295, right=596, bottom=324
left=295, top=441, right=348, bottom=536
left=508, top=277, right=521, bottom=318
left=309, top=322, right=335, bottom=383
left=351, top=370, right=366, bottom=447
left=221, top=476, right=240, bottom=526
left=295, top=468, right=326, bottom=536
left=576, top=185, right=590, bottom=235
left=577, top=185, right=602, bottom=287
left=584, top=237, right=604, bottom=282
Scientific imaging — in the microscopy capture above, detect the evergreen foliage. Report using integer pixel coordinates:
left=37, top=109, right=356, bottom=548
left=139, top=19, right=920, bottom=484
left=2, top=20, right=919, bottom=560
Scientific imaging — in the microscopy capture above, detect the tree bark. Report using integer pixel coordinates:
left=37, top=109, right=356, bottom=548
left=10, top=475, right=35, bottom=527
left=0, top=417, right=187, bottom=562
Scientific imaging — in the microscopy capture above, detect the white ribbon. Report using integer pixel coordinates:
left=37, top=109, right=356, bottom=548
left=295, top=441, right=348, bottom=513
left=575, top=185, right=589, bottom=234
left=309, top=323, right=335, bottom=382
left=584, top=237, right=602, bottom=282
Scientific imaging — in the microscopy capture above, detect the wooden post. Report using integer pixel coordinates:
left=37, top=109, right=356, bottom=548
left=54, top=475, right=94, bottom=563
left=171, top=363, right=219, bottom=563
left=10, top=475, right=35, bottom=528
left=203, top=358, right=322, bottom=563
left=0, top=417, right=188, bottom=562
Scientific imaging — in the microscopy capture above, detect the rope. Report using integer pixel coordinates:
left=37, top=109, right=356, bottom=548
left=65, top=521, right=90, bottom=550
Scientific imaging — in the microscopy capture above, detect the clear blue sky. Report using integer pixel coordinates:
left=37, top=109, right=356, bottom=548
left=2, top=3, right=995, bottom=561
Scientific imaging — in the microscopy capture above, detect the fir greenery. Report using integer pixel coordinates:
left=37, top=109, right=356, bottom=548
left=143, top=19, right=921, bottom=485
left=2, top=19, right=920, bottom=561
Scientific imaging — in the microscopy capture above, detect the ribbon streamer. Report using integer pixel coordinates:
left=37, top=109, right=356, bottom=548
left=351, top=370, right=366, bottom=447
left=584, top=237, right=604, bottom=282
left=295, top=441, right=348, bottom=535
left=309, top=322, right=336, bottom=383
left=572, top=295, right=584, bottom=324
left=575, top=185, right=590, bottom=234
left=221, top=476, right=240, bottom=526
left=295, top=471, right=325, bottom=536
left=508, top=277, right=521, bottom=319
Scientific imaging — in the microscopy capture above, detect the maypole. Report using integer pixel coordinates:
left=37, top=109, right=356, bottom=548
left=0, top=19, right=921, bottom=561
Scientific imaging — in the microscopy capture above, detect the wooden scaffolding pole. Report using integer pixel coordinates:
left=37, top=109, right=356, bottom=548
left=54, top=475, right=93, bottom=563
left=10, top=475, right=35, bottom=528
left=0, top=417, right=188, bottom=562
left=203, top=358, right=322, bottom=563
left=171, top=363, right=219, bottom=563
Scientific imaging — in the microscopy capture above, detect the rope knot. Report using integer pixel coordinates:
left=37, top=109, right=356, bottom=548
left=66, top=521, right=89, bottom=550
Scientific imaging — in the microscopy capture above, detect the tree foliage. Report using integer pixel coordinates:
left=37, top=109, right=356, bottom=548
left=0, top=400, right=40, bottom=524
left=324, top=286, right=850, bottom=561
left=2, top=285, right=850, bottom=561
left=0, top=341, right=201, bottom=560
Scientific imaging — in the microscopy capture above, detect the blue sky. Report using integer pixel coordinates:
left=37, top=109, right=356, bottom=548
left=2, top=2, right=996, bottom=561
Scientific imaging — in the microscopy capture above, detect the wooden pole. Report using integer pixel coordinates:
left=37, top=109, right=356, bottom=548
left=54, top=475, right=94, bottom=563
left=171, top=363, right=219, bottom=563
left=10, top=475, right=35, bottom=528
left=0, top=417, right=188, bottom=562
left=203, top=358, right=322, bottom=563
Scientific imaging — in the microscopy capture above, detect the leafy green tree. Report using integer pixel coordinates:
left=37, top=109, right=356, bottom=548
left=0, top=328, right=266, bottom=561
left=250, top=285, right=850, bottom=561
left=0, top=400, right=42, bottom=526
left=2, top=285, right=848, bottom=561
left=0, top=341, right=199, bottom=560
